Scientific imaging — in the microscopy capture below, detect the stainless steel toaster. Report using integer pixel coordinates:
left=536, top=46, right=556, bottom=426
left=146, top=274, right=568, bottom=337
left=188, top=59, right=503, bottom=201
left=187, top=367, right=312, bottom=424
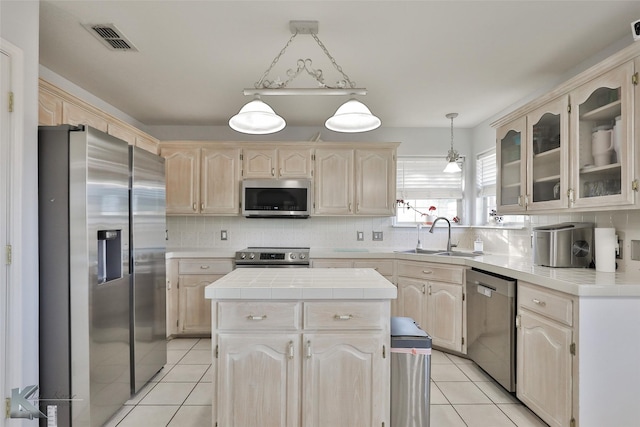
left=533, top=222, right=594, bottom=267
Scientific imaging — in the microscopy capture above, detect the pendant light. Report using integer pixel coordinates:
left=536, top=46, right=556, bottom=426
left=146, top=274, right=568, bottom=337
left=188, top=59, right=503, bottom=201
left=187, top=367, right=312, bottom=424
left=229, top=97, right=285, bottom=134
left=443, top=113, right=461, bottom=173
left=229, top=21, right=380, bottom=134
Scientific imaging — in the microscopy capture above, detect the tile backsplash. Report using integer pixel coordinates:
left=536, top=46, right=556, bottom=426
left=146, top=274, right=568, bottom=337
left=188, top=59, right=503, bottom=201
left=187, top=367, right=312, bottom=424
left=167, top=210, right=640, bottom=273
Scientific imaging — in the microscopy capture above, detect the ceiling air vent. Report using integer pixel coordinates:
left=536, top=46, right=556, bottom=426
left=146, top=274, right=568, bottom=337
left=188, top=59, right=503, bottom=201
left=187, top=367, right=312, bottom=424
left=83, top=23, right=138, bottom=51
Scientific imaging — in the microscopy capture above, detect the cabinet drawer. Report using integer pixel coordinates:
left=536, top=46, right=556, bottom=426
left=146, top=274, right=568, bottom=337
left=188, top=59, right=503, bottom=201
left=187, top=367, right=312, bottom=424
left=353, top=260, right=394, bottom=276
left=519, top=283, right=573, bottom=326
left=397, top=261, right=463, bottom=284
left=304, top=301, right=384, bottom=330
left=178, top=259, right=233, bottom=275
left=218, top=302, right=300, bottom=330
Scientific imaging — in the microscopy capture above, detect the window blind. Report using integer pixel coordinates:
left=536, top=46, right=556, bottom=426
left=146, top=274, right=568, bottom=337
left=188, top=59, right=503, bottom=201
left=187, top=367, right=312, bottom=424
left=476, top=149, right=496, bottom=197
left=397, top=157, right=463, bottom=199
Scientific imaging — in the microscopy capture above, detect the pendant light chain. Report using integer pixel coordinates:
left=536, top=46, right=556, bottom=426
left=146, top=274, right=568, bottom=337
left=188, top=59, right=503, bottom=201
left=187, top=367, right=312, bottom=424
left=450, top=115, right=454, bottom=151
left=254, top=32, right=298, bottom=89
left=311, top=33, right=356, bottom=89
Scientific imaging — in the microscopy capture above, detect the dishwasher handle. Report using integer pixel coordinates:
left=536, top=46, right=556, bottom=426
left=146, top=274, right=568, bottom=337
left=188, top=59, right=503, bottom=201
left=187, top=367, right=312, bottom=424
left=475, top=282, right=495, bottom=297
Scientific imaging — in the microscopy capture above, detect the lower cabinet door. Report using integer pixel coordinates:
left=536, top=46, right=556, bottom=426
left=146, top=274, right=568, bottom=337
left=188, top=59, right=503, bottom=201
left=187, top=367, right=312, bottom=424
left=517, top=310, right=572, bottom=427
left=427, top=281, right=463, bottom=352
left=396, top=277, right=428, bottom=330
left=217, top=334, right=300, bottom=427
left=178, top=274, right=217, bottom=334
left=302, top=333, right=386, bottom=427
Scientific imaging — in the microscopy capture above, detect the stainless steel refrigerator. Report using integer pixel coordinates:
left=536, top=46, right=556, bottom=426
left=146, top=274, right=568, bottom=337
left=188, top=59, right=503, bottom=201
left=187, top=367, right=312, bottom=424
left=129, top=145, right=167, bottom=395
left=38, top=126, right=166, bottom=427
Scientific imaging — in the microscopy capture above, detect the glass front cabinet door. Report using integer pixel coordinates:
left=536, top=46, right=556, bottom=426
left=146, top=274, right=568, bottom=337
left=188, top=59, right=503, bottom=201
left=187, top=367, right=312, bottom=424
left=497, top=116, right=526, bottom=213
left=569, top=62, right=635, bottom=208
left=526, top=95, right=569, bottom=211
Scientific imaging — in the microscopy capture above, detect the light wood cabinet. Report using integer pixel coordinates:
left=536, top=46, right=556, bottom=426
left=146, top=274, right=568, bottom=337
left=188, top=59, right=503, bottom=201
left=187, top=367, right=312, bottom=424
left=166, top=258, right=233, bottom=336
left=213, top=300, right=390, bottom=426
left=494, top=49, right=640, bottom=214
left=243, top=146, right=313, bottom=179
left=517, top=281, right=575, bottom=427
left=38, top=79, right=160, bottom=154
left=396, top=260, right=466, bottom=353
left=314, top=145, right=397, bottom=216
left=160, top=144, right=241, bottom=215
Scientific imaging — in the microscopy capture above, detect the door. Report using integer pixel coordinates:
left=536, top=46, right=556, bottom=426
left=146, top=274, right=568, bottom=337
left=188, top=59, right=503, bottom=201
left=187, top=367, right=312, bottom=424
left=278, top=147, right=313, bottom=178
left=201, top=147, right=240, bottom=214
left=243, top=147, right=277, bottom=178
left=178, top=275, right=216, bottom=333
left=496, top=117, right=527, bottom=212
left=314, top=148, right=354, bottom=215
left=161, top=147, right=200, bottom=214
left=355, top=149, right=395, bottom=215
left=396, top=277, right=427, bottom=330
left=517, top=310, right=572, bottom=427
left=217, top=334, right=300, bottom=427
left=302, top=333, right=385, bottom=427
left=427, top=281, right=463, bottom=352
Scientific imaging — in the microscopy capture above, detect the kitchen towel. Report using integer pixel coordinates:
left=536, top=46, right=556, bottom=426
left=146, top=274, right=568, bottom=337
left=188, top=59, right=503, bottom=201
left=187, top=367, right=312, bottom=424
left=595, top=228, right=616, bottom=272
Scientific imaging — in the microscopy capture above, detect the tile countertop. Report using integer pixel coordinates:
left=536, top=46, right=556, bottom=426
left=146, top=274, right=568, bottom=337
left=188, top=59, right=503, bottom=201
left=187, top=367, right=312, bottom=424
left=168, top=247, right=640, bottom=298
left=204, top=268, right=397, bottom=300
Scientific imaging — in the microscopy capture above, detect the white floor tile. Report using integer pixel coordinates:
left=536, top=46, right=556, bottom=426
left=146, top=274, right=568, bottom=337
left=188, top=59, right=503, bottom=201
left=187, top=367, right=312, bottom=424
left=139, top=382, right=196, bottom=405
left=430, top=381, right=449, bottom=405
left=115, top=405, right=179, bottom=427
left=431, top=350, right=455, bottom=364
left=179, top=349, right=212, bottom=365
left=184, top=382, right=213, bottom=406
left=454, top=404, right=517, bottom=427
left=475, top=381, right=519, bottom=404
left=498, top=403, right=549, bottom=427
left=168, top=405, right=212, bottom=427
left=446, top=352, right=474, bottom=365
left=161, top=364, right=209, bottom=383
left=193, top=338, right=212, bottom=350
left=457, top=362, right=494, bottom=382
left=148, top=364, right=174, bottom=382
left=126, top=381, right=157, bottom=405
left=436, top=382, right=494, bottom=404
left=431, top=364, right=469, bottom=381
left=166, top=349, right=188, bottom=364
left=102, top=404, right=134, bottom=427
left=429, top=404, right=467, bottom=427
left=200, top=366, right=212, bottom=383
left=167, top=338, right=199, bottom=350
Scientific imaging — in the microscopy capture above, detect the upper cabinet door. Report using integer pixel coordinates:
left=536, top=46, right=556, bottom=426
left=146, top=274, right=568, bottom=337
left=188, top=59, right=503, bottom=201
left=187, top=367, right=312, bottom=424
left=355, top=149, right=396, bottom=215
left=201, top=147, right=241, bottom=215
left=278, top=148, right=314, bottom=179
left=526, top=95, right=569, bottom=211
left=314, top=148, right=354, bottom=215
left=497, top=116, right=527, bottom=213
left=161, top=147, right=200, bottom=214
left=569, top=61, right=635, bottom=208
left=243, top=148, right=277, bottom=179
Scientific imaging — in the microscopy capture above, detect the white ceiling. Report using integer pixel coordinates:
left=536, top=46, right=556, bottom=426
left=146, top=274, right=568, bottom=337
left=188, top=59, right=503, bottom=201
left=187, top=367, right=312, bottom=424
left=39, top=1, right=640, bottom=130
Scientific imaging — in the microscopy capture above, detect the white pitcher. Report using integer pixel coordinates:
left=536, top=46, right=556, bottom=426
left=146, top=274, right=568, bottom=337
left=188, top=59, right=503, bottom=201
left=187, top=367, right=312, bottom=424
left=592, top=127, right=613, bottom=166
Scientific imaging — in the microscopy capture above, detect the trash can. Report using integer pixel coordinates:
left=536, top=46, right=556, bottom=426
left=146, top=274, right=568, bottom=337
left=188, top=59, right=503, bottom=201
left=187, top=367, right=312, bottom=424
left=390, top=316, right=431, bottom=427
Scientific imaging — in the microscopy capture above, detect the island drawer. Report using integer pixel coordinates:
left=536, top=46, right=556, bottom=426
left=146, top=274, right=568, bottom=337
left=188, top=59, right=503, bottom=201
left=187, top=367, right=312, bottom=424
left=179, top=258, right=233, bottom=275
left=217, top=301, right=300, bottom=330
left=304, top=301, right=385, bottom=330
left=518, top=282, right=573, bottom=326
left=397, top=261, right=464, bottom=284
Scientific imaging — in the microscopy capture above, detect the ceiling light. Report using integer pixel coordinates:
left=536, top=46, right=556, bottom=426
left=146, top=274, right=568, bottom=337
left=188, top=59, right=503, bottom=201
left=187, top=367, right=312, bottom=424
left=444, top=113, right=461, bottom=173
left=229, top=97, right=286, bottom=134
left=229, top=20, right=380, bottom=134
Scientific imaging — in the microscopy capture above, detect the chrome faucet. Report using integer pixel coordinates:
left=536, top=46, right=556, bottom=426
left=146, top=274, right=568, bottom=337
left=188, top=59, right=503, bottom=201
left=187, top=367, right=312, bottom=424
left=416, top=223, right=423, bottom=249
left=429, top=217, right=452, bottom=252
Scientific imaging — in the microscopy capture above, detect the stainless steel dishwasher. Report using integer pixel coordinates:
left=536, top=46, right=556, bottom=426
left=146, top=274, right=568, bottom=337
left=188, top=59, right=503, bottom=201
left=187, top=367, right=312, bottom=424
left=465, top=268, right=516, bottom=392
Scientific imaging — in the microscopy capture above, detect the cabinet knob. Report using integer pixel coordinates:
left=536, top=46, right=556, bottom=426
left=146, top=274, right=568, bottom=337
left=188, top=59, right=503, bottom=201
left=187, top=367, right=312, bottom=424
left=247, top=314, right=267, bottom=321
left=532, top=298, right=546, bottom=307
left=192, top=203, right=197, bottom=211
left=271, top=168, right=275, bottom=176
left=422, top=270, right=433, bottom=275
left=334, top=314, right=353, bottom=320
left=200, top=265, right=210, bottom=269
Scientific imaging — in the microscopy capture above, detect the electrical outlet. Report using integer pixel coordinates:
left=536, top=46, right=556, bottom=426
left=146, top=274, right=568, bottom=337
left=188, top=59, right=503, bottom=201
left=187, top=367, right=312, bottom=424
left=221, top=230, right=228, bottom=241
left=631, top=240, right=640, bottom=261
left=372, top=231, right=383, bottom=241
left=357, top=231, right=364, bottom=241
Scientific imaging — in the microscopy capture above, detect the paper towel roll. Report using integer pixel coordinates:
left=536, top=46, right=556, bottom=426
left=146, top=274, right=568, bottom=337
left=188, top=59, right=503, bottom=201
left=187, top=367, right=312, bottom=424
left=595, top=228, right=616, bottom=272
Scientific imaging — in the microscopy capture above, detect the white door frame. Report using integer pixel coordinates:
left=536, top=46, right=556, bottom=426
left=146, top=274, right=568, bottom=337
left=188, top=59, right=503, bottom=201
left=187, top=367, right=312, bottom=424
left=0, top=37, right=25, bottom=427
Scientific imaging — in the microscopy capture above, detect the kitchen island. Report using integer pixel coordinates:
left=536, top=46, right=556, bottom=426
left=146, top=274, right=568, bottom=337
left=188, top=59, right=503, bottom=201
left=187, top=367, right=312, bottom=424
left=204, top=268, right=397, bottom=427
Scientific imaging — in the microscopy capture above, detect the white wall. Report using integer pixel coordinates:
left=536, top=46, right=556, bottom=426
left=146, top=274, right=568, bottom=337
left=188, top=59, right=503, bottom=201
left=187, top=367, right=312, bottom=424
left=1, top=1, right=40, bottom=425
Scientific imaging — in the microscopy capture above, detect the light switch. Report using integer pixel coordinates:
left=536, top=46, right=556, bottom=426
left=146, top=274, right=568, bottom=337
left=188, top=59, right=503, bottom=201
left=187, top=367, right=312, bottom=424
left=221, top=230, right=228, bottom=241
left=631, top=240, right=640, bottom=261
left=357, top=231, right=364, bottom=241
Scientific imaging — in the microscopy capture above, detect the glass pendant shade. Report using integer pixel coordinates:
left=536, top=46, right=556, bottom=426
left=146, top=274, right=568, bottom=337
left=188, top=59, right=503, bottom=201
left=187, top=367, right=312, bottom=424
left=443, top=160, right=461, bottom=173
left=228, top=99, right=286, bottom=134
left=325, top=99, right=381, bottom=133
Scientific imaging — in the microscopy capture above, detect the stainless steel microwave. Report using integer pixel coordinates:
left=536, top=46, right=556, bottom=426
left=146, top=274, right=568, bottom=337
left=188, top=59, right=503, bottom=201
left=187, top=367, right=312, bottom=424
left=242, top=179, right=312, bottom=218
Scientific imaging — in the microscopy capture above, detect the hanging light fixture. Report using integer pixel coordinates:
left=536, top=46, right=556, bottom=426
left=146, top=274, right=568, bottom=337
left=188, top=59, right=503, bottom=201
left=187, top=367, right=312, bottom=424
left=443, top=113, right=461, bottom=173
left=229, top=20, right=380, bottom=134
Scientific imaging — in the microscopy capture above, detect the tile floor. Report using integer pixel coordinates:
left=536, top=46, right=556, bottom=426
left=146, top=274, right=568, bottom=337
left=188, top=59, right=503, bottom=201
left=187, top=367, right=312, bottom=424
left=105, top=338, right=548, bottom=427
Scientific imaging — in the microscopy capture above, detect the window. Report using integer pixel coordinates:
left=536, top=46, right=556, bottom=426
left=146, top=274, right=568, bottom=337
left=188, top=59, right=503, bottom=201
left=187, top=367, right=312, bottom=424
left=396, top=156, right=464, bottom=224
left=476, top=149, right=497, bottom=224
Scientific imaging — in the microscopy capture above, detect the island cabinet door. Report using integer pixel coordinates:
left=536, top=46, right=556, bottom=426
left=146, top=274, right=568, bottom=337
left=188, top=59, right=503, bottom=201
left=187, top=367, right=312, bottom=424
left=217, top=334, right=300, bottom=427
left=301, top=333, right=386, bottom=427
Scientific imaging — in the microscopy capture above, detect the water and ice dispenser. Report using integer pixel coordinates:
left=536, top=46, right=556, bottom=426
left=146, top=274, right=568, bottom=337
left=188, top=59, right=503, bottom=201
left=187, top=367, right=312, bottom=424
left=97, top=229, right=123, bottom=284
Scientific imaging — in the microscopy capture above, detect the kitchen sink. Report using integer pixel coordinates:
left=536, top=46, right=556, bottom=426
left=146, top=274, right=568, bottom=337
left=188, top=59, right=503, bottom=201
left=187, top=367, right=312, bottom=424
left=396, top=249, right=482, bottom=258
left=434, top=251, right=482, bottom=258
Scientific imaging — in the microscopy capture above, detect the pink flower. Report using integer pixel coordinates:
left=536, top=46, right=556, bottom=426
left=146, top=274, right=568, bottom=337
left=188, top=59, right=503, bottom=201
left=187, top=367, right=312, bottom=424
left=428, top=206, right=436, bottom=212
